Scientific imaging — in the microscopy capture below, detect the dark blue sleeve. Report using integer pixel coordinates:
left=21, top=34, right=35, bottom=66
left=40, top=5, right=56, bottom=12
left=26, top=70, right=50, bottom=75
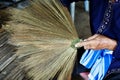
left=60, top=0, right=80, bottom=7
left=113, top=41, right=120, bottom=59
left=112, top=3, right=120, bottom=59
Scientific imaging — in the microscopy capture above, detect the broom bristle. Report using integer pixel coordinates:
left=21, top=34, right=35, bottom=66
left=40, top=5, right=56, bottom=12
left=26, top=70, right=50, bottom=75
left=0, top=9, right=11, bottom=28
left=4, top=0, right=79, bottom=80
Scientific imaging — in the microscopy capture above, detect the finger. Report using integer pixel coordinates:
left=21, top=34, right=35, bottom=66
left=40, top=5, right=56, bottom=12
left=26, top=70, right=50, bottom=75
left=83, top=43, right=92, bottom=50
left=84, top=47, right=91, bottom=50
left=75, top=41, right=90, bottom=48
left=75, top=39, right=98, bottom=49
left=85, top=34, right=99, bottom=41
left=84, top=45, right=89, bottom=50
left=75, top=42, right=83, bottom=48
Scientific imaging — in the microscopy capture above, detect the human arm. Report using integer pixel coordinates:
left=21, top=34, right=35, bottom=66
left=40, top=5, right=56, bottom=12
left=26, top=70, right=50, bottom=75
left=75, top=2, right=120, bottom=58
left=75, top=34, right=117, bottom=50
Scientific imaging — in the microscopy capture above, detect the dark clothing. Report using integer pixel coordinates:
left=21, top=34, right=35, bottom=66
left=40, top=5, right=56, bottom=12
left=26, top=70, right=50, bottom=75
left=61, top=0, right=120, bottom=79
left=72, top=48, right=90, bottom=76
left=60, top=0, right=80, bottom=7
left=104, top=69, right=120, bottom=80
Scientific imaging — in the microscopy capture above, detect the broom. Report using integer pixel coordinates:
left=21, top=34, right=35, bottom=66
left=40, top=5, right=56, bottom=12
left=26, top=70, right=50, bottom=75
left=0, top=9, right=27, bottom=80
left=4, top=0, right=82, bottom=80
left=0, top=9, right=11, bottom=28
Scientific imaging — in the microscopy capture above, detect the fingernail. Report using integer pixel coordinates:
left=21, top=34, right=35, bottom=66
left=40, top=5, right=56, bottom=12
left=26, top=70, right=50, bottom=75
left=83, top=39, right=87, bottom=41
left=75, top=44, right=79, bottom=47
left=75, top=43, right=82, bottom=48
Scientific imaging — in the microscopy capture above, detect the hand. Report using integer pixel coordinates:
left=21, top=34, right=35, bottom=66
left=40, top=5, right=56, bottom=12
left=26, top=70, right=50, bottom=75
left=75, top=34, right=117, bottom=50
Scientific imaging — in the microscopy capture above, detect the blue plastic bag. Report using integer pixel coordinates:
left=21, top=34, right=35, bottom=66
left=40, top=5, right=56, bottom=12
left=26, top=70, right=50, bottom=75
left=80, top=49, right=113, bottom=80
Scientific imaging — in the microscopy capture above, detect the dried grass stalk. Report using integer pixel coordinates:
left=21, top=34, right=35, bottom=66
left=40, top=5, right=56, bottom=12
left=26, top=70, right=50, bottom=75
left=0, top=29, right=26, bottom=80
left=4, top=0, right=79, bottom=80
left=0, top=9, right=11, bottom=28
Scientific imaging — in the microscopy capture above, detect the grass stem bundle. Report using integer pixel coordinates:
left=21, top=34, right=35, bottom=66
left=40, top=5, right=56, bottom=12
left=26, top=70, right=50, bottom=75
left=3, top=0, right=80, bottom=80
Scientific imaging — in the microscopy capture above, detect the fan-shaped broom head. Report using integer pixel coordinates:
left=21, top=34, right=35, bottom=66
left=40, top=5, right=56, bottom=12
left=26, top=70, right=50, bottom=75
left=4, top=0, right=81, bottom=80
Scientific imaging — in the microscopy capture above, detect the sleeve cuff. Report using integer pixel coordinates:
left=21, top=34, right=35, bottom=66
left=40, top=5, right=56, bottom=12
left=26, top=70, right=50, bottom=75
left=113, top=41, right=120, bottom=59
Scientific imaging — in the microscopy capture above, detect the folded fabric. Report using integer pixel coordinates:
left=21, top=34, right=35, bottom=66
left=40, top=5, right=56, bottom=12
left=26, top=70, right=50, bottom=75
left=80, top=49, right=113, bottom=80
